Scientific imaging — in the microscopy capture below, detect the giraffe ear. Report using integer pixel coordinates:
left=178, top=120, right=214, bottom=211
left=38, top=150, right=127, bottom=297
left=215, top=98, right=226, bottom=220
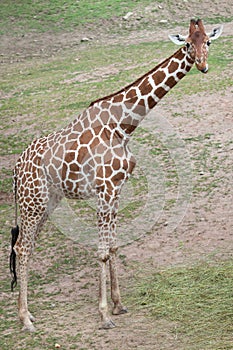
left=168, top=34, right=187, bottom=45
left=207, top=25, right=223, bottom=40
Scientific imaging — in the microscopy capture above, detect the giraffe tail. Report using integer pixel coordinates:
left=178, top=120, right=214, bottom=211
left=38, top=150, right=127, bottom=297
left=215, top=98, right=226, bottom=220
left=10, top=226, right=19, bottom=291
left=10, top=168, right=19, bottom=291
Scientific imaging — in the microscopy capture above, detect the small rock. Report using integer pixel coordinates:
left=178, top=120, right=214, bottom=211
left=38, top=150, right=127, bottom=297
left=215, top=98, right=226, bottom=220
left=123, top=12, right=133, bottom=21
left=160, top=19, right=168, bottom=24
left=81, top=37, right=91, bottom=42
left=55, top=344, right=61, bottom=349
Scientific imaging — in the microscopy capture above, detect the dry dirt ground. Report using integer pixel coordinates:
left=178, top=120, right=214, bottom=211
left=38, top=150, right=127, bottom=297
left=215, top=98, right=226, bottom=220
left=0, top=6, right=233, bottom=350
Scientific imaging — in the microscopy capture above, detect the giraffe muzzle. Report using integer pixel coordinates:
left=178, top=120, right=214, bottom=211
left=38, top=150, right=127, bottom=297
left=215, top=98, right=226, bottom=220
left=201, top=65, right=208, bottom=74
left=195, top=61, right=208, bottom=73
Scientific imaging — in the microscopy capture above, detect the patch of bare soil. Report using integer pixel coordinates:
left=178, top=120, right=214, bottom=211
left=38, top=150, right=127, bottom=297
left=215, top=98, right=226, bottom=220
left=123, top=89, right=233, bottom=267
left=0, top=191, right=13, bottom=204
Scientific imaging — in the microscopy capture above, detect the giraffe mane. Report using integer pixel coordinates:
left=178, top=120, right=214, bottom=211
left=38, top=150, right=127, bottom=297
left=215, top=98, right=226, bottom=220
left=89, top=48, right=182, bottom=107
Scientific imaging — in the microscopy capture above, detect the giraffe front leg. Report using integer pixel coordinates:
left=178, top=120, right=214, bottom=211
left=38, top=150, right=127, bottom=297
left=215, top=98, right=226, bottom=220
left=98, top=253, right=115, bottom=329
left=97, top=192, right=116, bottom=329
left=17, top=253, right=36, bottom=332
left=109, top=247, right=128, bottom=316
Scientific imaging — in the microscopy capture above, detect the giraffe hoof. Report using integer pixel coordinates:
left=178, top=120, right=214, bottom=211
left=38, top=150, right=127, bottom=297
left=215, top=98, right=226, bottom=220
left=112, top=305, right=128, bottom=315
left=100, top=319, right=116, bottom=329
left=22, top=323, right=36, bottom=332
left=29, top=312, right=35, bottom=322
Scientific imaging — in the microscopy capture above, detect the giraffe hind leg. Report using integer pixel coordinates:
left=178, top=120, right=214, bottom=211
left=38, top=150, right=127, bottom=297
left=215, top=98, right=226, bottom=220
left=15, top=191, right=62, bottom=332
left=15, top=209, right=49, bottom=332
left=10, top=224, right=36, bottom=331
left=109, top=247, right=128, bottom=316
left=98, top=258, right=116, bottom=329
left=17, top=251, right=36, bottom=332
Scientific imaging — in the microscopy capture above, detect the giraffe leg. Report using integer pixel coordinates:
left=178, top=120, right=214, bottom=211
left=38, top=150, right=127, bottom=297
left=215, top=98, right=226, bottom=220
left=17, top=252, right=36, bottom=332
left=15, top=207, right=49, bottom=332
left=109, top=247, right=128, bottom=315
left=97, top=183, right=129, bottom=328
left=98, top=257, right=115, bottom=329
left=97, top=192, right=116, bottom=329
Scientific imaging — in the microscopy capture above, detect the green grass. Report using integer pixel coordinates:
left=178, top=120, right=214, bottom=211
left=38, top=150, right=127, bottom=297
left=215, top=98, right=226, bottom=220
left=206, top=15, right=233, bottom=24
left=131, top=260, right=233, bottom=349
left=0, top=168, right=13, bottom=192
left=0, top=0, right=153, bottom=35
left=1, top=0, right=233, bottom=36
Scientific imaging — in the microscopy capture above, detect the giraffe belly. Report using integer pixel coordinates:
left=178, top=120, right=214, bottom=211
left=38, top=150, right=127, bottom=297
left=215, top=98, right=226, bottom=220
left=46, top=162, right=96, bottom=200
left=62, top=179, right=96, bottom=200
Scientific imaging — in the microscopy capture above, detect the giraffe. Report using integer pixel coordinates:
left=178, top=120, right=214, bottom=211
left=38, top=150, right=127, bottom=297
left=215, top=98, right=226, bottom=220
left=10, top=19, right=222, bottom=332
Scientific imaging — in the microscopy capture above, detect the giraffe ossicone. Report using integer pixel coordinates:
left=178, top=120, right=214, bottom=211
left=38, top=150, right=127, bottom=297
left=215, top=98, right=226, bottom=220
left=9, top=19, right=223, bottom=331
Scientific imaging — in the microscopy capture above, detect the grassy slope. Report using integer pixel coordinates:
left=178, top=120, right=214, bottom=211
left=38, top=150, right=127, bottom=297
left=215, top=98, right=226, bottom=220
left=1, top=0, right=233, bottom=35
left=0, top=1, right=233, bottom=349
left=0, top=0, right=154, bottom=34
left=130, top=261, right=233, bottom=349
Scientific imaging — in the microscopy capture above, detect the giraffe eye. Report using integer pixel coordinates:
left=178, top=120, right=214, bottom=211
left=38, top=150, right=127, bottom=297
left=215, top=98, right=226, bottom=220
left=207, top=40, right=211, bottom=46
left=186, top=42, right=190, bottom=48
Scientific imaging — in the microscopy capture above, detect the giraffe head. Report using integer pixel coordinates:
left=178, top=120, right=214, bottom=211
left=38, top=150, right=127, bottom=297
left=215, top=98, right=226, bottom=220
left=169, top=19, right=223, bottom=73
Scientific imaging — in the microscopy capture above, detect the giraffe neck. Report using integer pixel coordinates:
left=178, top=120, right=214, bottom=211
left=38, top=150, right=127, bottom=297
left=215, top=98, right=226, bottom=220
left=91, top=46, right=194, bottom=136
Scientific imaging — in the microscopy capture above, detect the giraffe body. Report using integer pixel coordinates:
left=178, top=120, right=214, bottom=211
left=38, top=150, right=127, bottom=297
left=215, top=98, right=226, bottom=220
left=10, top=19, right=222, bottom=331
